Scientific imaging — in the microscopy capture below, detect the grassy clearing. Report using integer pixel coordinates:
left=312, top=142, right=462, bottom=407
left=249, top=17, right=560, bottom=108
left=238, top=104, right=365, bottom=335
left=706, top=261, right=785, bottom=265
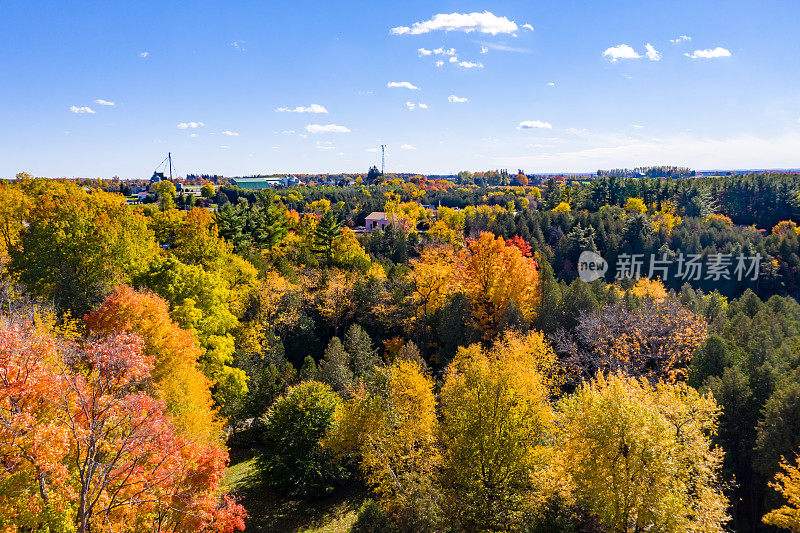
left=225, top=447, right=367, bottom=533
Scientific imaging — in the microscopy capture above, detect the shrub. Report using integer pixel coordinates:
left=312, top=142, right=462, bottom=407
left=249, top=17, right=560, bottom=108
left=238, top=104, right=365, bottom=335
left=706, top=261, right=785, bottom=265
left=350, top=500, right=393, bottom=533
left=259, top=381, right=348, bottom=497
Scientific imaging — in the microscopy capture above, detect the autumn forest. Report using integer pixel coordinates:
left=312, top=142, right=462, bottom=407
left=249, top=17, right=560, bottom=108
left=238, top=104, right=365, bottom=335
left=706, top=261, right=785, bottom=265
left=3, top=171, right=800, bottom=532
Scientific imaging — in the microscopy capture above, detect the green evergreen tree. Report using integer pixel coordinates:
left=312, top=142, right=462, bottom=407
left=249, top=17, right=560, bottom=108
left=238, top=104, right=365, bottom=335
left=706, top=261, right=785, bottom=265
left=313, top=210, right=343, bottom=265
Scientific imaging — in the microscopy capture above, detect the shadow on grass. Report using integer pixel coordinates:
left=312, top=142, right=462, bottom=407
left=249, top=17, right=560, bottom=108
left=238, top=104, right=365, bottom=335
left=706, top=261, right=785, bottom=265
left=226, top=446, right=369, bottom=533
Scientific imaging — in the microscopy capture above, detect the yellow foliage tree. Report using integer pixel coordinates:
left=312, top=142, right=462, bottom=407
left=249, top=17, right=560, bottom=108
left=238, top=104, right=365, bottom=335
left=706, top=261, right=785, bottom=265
left=624, top=197, right=648, bottom=214
left=772, top=220, right=799, bottom=238
left=174, top=207, right=230, bottom=267
left=0, top=181, right=30, bottom=257
left=318, top=269, right=355, bottom=336
left=439, top=331, right=558, bottom=531
left=330, top=360, right=439, bottom=527
left=557, top=373, right=728, bottom=532
left=652, top=201, right=682, bottom=235
left=763, top=453, right=800, bottom=532
left=552, top=202, right=571, bottom=213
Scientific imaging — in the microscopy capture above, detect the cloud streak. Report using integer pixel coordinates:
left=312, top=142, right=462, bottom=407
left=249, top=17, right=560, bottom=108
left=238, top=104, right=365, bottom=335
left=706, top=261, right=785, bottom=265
left=387, top=81, right=420, bottom=90
left=70, top=106, right=95, bottom=114
left=275, top=104, right=328, bottom=113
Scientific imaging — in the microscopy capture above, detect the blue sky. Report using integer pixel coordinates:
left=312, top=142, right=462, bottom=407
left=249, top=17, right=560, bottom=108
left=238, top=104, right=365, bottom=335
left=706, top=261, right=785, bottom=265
left=1, top=0, right=799, bottom=178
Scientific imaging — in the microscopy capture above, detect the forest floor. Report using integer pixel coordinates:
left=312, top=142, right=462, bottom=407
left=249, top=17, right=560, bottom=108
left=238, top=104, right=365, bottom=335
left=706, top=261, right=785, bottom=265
left=225, top=447, right=368, bottom=532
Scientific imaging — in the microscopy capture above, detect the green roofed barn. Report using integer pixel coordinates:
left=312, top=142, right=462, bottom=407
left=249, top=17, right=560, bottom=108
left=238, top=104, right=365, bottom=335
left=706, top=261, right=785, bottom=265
left=231, top=176, right=291, bottom=190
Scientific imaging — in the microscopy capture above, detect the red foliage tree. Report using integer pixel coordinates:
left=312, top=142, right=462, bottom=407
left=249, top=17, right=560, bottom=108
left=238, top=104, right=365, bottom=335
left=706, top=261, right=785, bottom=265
left=0, top=323, right=246, bottom=532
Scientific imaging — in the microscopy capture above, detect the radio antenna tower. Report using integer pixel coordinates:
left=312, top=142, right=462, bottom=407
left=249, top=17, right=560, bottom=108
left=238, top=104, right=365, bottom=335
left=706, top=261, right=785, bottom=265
left=380, top=145, right=386, bottom=175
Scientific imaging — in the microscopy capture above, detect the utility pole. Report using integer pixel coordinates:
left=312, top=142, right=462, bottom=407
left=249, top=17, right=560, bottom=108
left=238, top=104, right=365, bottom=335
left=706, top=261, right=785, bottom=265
left=168, top=152, right=173, bottom=180
left=380, top=145, right=386, bottom=175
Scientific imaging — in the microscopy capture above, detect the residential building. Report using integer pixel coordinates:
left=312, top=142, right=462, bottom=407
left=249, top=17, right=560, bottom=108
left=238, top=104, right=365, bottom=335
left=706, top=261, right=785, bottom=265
left=365, top=212, right=392, bottom=231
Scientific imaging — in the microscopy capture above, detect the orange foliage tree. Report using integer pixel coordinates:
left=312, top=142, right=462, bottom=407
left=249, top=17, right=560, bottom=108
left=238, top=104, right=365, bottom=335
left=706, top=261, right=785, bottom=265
left=454, top=232, right=540, bottom=340
left=0, top=323, right=245, bottom=532
left=85, top=285, right=219, bottom=441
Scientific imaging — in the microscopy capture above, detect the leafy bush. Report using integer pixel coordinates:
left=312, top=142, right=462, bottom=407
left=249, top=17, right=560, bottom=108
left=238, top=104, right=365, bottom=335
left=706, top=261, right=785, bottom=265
left=259, top=381, right=348, bottom=497
left=350, top=500, right=393, bottom=533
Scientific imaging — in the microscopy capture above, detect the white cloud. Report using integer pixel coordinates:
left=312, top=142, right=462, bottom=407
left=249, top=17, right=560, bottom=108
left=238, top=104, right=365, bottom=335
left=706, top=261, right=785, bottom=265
left=458, top=61, right=483, bottom=68
left=435, top=60, right=444, bottom=67
left=391, top=11, right=518, bottom=35
left=70, top=106, right=95, bottom=114
left=418, top=48, right=433, bottom=56
left=230, top=40, right=245, bottom=51
left=280, top=130, right=295, bottom=135
left=387, top=81, right=420, bottom=90
left=633, top=124, right=644, bottom=129
left=316, top=144, right=336, bottom=150
left=685, top=47, right=731, bottom=59
left=480, top=45, right=488, bottom=54
left=305, top=124, right=351, bottom=133
left=367, top=148, right=378, bottom=153
left=177, top=121, right=204, bottom=129
left=602, top=44, right=641, bottom=61
left=299, top=133, right=308, bottom=138
left=670, top=35, right=691, bottom=44
left=449, top=56, right=458, bottom=63
left=275, top=104, right=328, bottom=113
left=189, top=133, right=199, bottom=138
left=418, top=103, right=428, bottom=109
left=139, top=51, right=149, bottom=58
left=220, top=145, right=230, bottom=149
left=401, top=144, right=416, bottom=150
left=448, top=95, right=468, bottom=103
left=522, top=23, right=534, bottom=31
left=94, top=99, right=115, bottom=106
left=645, top=43, right=661, bottom=61
left=406, top=101, right=416, bottom=110
left=518, top=120, right=552, bottom=129
left=221, top=130, right=239, bottom=136
left=547, top=82, right=555, bottom=86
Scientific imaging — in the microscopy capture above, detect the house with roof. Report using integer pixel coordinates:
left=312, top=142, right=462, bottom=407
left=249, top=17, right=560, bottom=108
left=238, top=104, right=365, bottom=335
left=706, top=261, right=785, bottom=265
left=365, top=212, right=392, bottom=231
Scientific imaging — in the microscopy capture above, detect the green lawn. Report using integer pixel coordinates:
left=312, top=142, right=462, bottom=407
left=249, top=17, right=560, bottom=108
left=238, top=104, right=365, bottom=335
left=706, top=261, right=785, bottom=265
left=225, top=447, right=368, bottom=533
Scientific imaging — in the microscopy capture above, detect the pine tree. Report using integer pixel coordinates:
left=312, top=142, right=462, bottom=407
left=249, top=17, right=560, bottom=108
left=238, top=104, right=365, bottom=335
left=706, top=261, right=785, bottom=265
left=250, top=190, right=288, bottom=250
left=344, top=324, right=379, bottom=377
left=318, top=337, right=353, bottom=392
left=313, top=210, right=343, bottom=265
